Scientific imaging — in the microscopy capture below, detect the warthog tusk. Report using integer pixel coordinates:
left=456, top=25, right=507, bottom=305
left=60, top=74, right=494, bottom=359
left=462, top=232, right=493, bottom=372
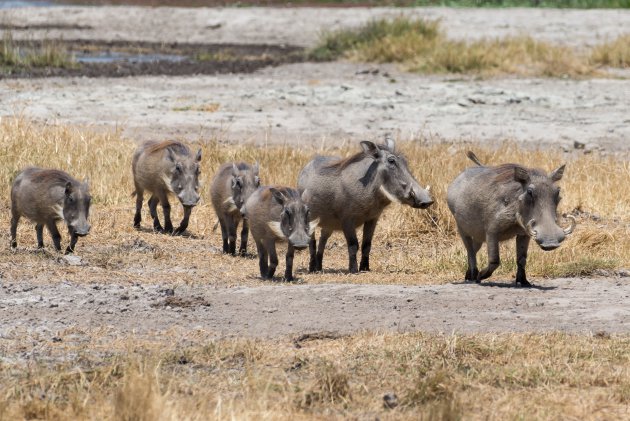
left=425, top=185, right=431, bottom=192
left=562, top=215, right=576, bottom=235
left=516, top=213, right=537, bottom=238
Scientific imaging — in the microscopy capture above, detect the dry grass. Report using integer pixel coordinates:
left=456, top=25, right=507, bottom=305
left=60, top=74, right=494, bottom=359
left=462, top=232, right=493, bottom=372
left=312, top=17, right=630, bottom=77
left=0, top=117, right=629, bottom=287
left=1, top=330, right=629, bottom=420
left=0, top=32, right=76, bottom=70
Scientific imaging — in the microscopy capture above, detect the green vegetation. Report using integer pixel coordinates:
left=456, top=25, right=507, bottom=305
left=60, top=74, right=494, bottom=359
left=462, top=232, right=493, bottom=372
left=0, top=32, right=76, bottom=71
left=312, top=17, right=630, bottom=77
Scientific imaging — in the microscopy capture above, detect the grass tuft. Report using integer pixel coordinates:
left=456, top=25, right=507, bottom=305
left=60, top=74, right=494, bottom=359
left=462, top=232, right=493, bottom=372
left=312, top=17, right=630, bottom=77
left=0, top=32, right=76, bottom=71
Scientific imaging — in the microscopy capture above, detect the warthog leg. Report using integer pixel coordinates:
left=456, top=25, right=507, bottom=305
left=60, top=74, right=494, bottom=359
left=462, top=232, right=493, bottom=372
left=133, top=188, right=143, bottom=228
left=342, top=220, right=360, bottom=273
left=460, top=232, right=481, bottom=282
left=285, top=243, right=295, bottom=281
left=255, top=239, right=268, bottom=279
left=10, top=211, right=20, bottom=249
left=308, top=235, right=317, bottom=272
left=478, top=234, right=500, bottom=281
left=35, top=223, right=44, bottom=249
left=47, top=221, right=62, bottom=252
left=359, top=219, right=378, bottom=272
left=162, top=199, right=173, bottom=234
left=148, top=195, right=163, bottom=232
left=218, top=217, right=229, bottom=253
left=515, top=235, right=531, bottom=287
left=265, top=238, right=278, bottom=279
left=66, top=232, right=78, bottom=255
left=310, top=228, right=332, bottom=272
left=173, top=205, right=192, bottom=236
left=239, top=219, right=249, bottom=256
left=224, top=214, right=237, bottom=254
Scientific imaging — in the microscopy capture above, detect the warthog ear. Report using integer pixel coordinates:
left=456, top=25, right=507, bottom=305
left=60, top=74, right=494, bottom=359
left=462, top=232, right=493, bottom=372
left=253, top=161, right=260, bottom=176
left=65, top=181, right=74, bottom=197
left=231, top=163, right=239, bottom=177
left=514, top=166, right=530, bottom=185
left=360, top=141, right=380, bottom=158
left=270, top=187, right=286, bottom=205
left=166, top=148, right=176, bottom=163
left=196, top=148, right=202, bottom=162
left=549, top=164, right=565, bottom=182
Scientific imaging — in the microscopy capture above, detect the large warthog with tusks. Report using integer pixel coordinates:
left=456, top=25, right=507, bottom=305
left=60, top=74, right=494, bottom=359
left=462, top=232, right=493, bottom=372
left=447, top=151, right=576, bottom=286
left=132, top=140, right=201, bottom=235
left=297, top=138, right=434, bottom=273
left=210, top=162, right=260, bottom=255
left=11, top=167, right=91, bottom=253
left=241, top=186, right=315, bottom=281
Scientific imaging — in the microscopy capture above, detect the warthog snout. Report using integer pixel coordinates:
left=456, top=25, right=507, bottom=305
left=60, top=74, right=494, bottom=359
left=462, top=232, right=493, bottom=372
left=180, top=195, right=200, bottom=207
left=73, top=225, right=91, bottom=237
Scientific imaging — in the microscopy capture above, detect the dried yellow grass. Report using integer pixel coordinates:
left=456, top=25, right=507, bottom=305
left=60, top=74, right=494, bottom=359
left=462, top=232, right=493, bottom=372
left=0, top=330, right=629, bottom=420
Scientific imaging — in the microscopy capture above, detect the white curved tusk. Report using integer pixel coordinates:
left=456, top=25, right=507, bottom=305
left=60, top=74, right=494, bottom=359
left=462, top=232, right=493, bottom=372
left=562, top=215, right=576, bottom=235
left=425, top=185, right=431, bottom=192
left=516, top=213, right=537, bottom=238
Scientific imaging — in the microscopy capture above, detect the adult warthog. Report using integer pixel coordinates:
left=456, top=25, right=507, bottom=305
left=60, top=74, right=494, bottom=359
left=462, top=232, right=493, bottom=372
left=132, top=140, right=201, bottom=235
left=447, top=151, right=576, bottom=286
left=298, top=138, right=433, bottom=273
left=11, top=167, right=91, bottom=253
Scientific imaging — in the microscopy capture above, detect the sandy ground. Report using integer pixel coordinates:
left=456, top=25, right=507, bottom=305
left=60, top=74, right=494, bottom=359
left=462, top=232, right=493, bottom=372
left=1, top=6, right=629, bottom=342
left=2, top=277, right=630, bottom=344
left=3, top=62, right=629, bottom=150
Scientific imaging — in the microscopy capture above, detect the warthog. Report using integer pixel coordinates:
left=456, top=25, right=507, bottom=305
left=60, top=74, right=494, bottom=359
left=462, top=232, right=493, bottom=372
left=242, top=186, right=314, bottom=281
left=447, top=151, right=576, bottom=286
left=11, top=167, right=91, bottom=253
left=297, top=138, right=434, bottom=273
left=210, top=162, right=260, bottom=255
left=132, top=140, right=201, bottom=235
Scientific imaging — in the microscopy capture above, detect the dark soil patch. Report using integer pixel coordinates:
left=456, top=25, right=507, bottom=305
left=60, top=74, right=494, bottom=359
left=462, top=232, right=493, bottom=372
left=1, top=39, right=307, bottom=78
left=151, top=296, right=211, bottom=308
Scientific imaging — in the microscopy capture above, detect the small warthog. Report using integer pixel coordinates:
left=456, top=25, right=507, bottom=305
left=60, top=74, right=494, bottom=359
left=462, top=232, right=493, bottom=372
left=210, top=162, right=260, bottom=255
left=242, top=186, right=314, bottom=281
left=132, top=140, right=201, bottom=235
left=11, top=167, right=91, bottom=253
left=447, top=151, right=576, bottom=286
left=297, top=138, right=433, bottom=273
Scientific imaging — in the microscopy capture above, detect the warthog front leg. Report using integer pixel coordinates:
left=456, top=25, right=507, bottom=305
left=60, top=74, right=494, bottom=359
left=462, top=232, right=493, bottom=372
left=223, top=214, right=237, bottom=254
left=10, top=211, right=20, bottom=249
left=265, top=238, right=279, bottom=279
left=515, top=234, right=531, bottom=287
left=478, top=234, right=500, bottom=282
left=173, top=205, right=192, bottom=236
left=47, top=221, right=62, bottom=252
left=342, top=220, right=359, bottom=274
left=218, top=217, right=229, bottom=253
left=285, top=243, right=295, bottom=281
left=255, top=240, right=268, bottom=279
left=162, top=199, right=173, bottom=234
left=35, top=224, right=44, bottom=249
left=308, top=235, right=317, bottom=272
left=66, top=232, right=79, bottom=255
left=359, top=219, right=378, bottom=272
left=239, top=219, right=249, bottom=256
left=133, top=188, right=144, bottom=228
left=148, top=195, right=163, bottom=232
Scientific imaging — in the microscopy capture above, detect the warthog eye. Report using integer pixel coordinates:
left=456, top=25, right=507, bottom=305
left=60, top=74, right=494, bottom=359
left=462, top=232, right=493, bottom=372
left=387, top=156, right=396, bottom=164
left=527, top=187, right=534, bottom=197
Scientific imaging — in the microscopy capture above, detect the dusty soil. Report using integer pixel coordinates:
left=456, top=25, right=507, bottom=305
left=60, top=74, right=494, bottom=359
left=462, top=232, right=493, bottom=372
left=1, top=6, right=629, bottom=344
left=2, top=277, right=629, bottom=343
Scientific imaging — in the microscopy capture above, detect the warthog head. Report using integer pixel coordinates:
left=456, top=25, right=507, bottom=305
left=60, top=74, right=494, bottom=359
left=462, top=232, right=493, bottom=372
left=361, top=138, right=433, bottom=209
left=270, top=188, right=312, bottom=250
left=168, top=148, right=202, bottom=208
left=231, top=162, right=260, bottom=211
left=64, top=180, right=91, bottom=237
left=514, top=165, right=575, bottom=251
